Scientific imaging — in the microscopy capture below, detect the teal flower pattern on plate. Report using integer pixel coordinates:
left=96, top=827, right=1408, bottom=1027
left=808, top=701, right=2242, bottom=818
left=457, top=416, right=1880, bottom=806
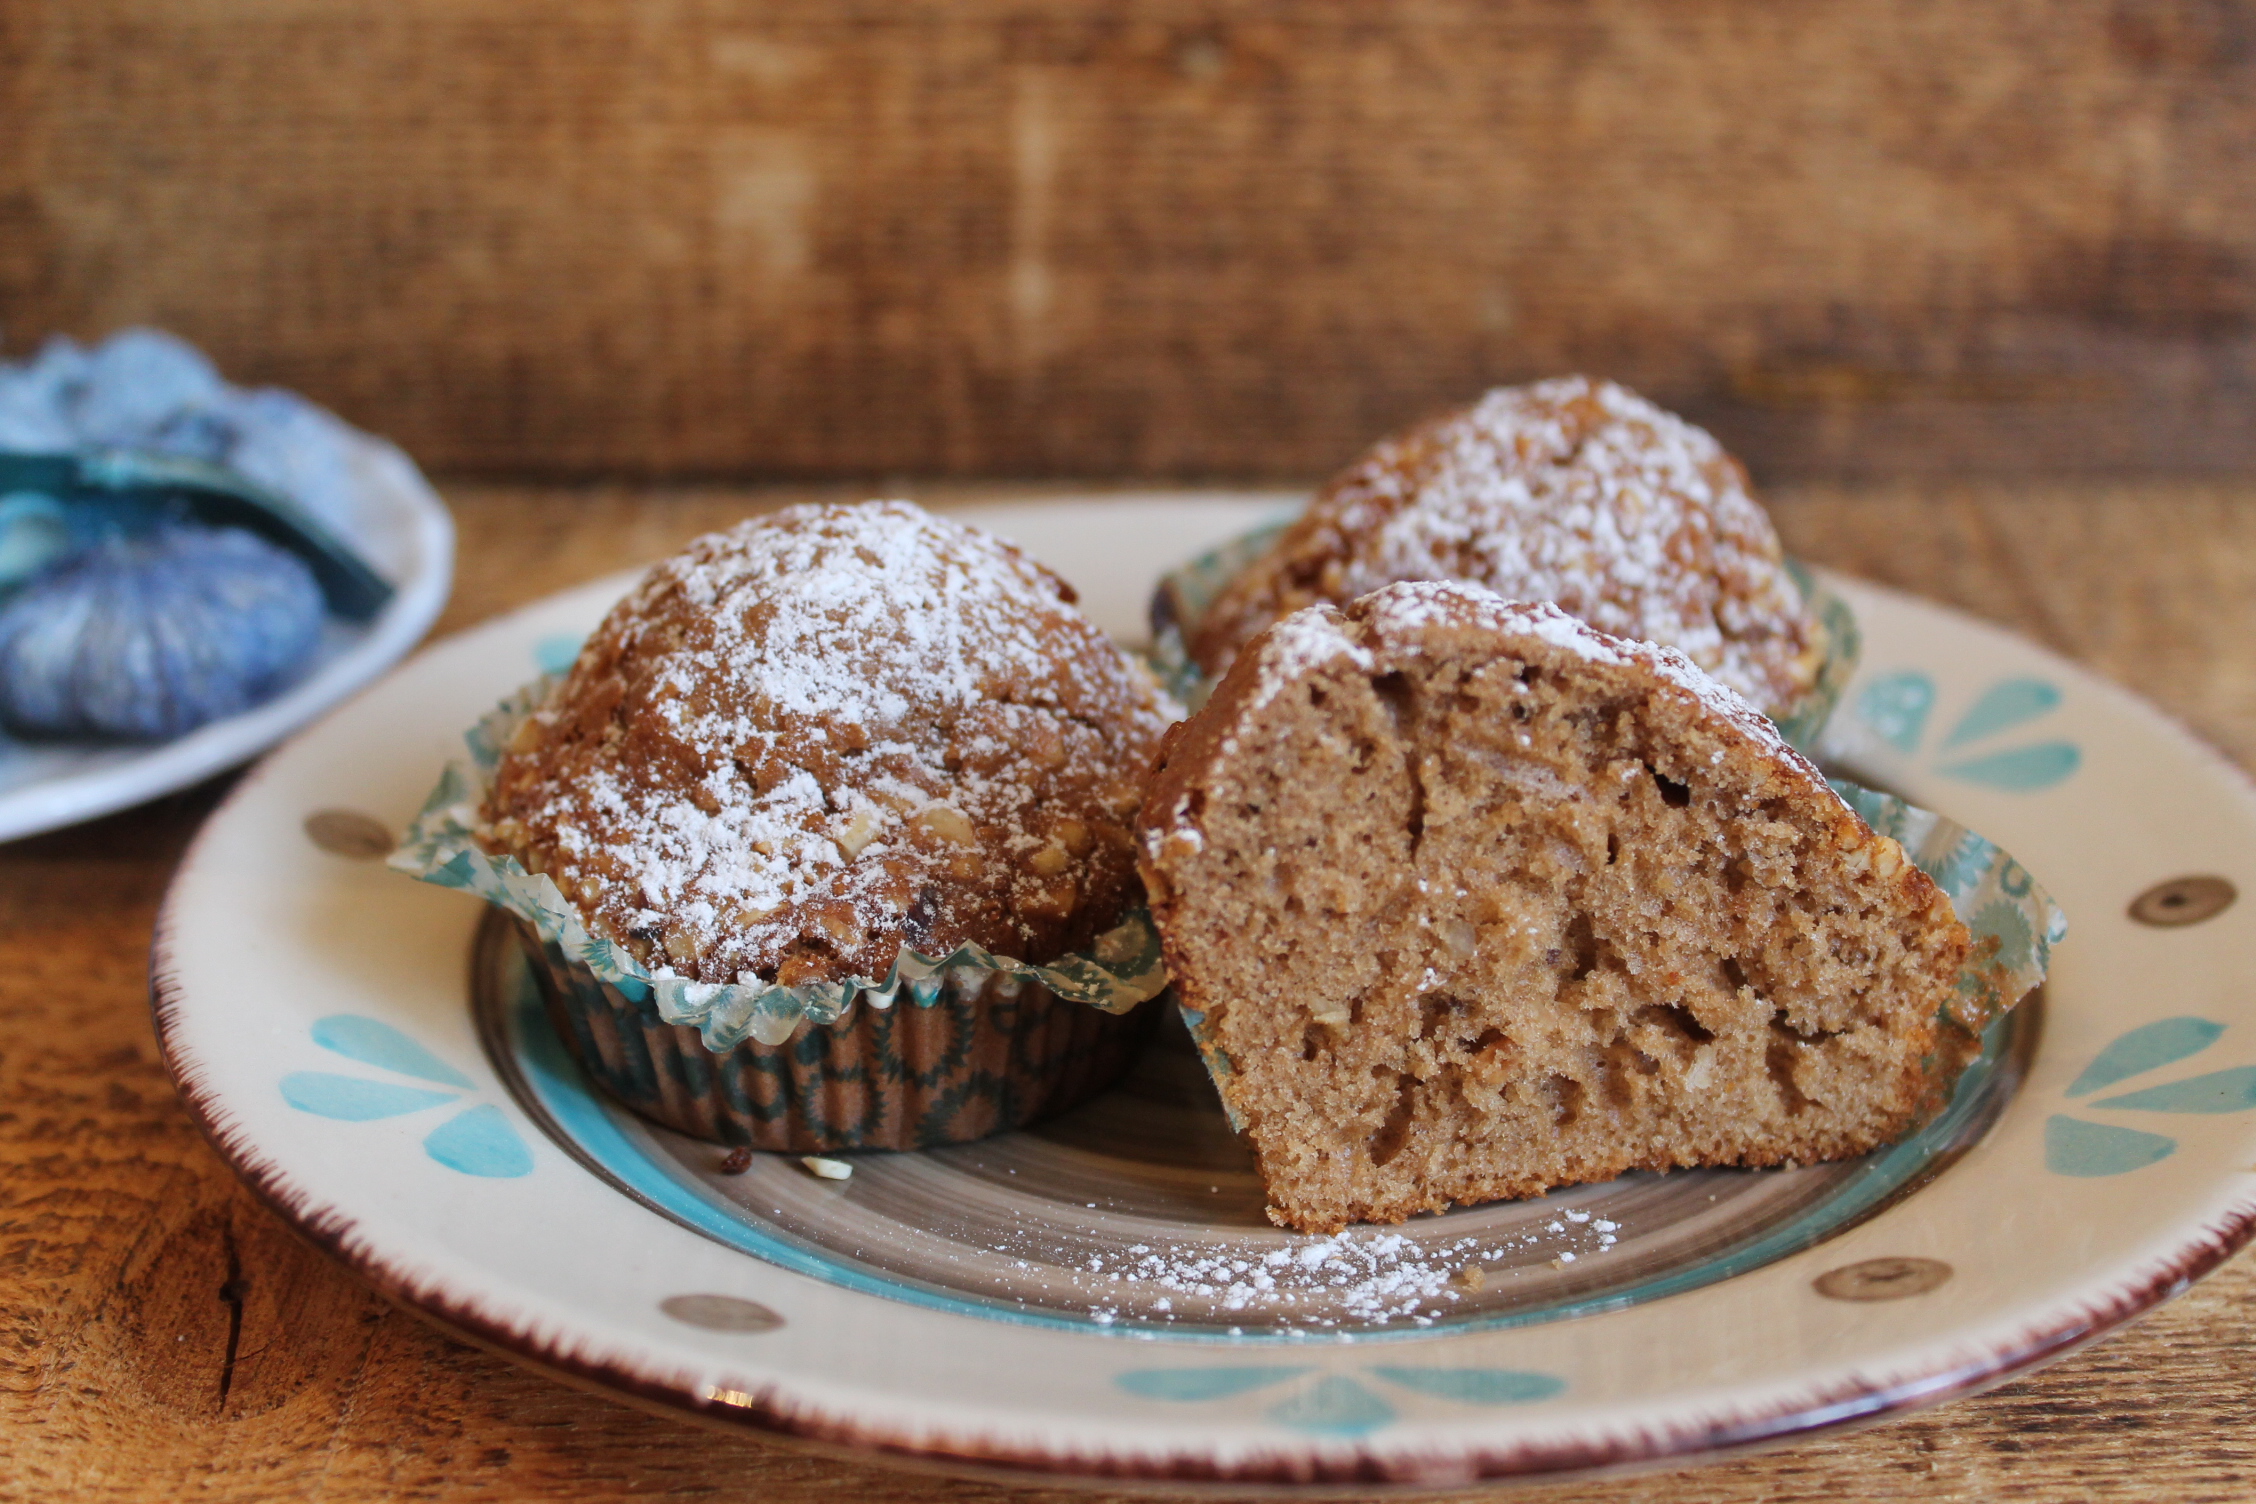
left=1851, top=671, right=2080, bottom=792
left=533, top=631, right=586, bottom=676
left=2047, top=1017, right=2256, bottom=1176
left=1116, top=1363, right=1566, bottom=1438
left=280, top=1013, right=535, bottom=1178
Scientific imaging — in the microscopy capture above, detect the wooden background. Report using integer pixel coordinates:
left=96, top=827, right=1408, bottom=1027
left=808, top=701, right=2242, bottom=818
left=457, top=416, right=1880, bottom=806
left=7, top=0, right=2256, bottom=480
left=12, top=3, right=2256, bottom=1497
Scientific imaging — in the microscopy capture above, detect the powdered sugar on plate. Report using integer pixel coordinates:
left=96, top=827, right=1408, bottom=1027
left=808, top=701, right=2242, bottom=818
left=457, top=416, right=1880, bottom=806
left=1012, top=1219, right=1622, bottom=1332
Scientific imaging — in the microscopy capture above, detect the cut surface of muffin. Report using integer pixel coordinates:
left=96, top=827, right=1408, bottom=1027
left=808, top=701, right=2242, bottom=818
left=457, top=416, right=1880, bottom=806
left=483, top=499, right=1178, bottom=987
left=1185, top=377, right=1819, bottom=716
left=1142, top=582, right=1974, bottom=1234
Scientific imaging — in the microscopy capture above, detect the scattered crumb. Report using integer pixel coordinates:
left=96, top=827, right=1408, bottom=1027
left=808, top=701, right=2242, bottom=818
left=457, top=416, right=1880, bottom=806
left=800, top=1156, right=854, bottom=1181
left=718, top=1147, right=753, bottom=1175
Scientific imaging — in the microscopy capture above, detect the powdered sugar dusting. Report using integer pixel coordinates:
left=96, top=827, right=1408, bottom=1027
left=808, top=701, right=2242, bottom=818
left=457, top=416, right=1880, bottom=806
left=1171, top=579, right=1836, bottom=853
left=484, top=500, right=1176, bottom=984
left=1246, top=607, right=1372, bottom=711
left=1356, top=583, right=1819, bottom=786
left=1194, top=377, right=1815, bottom=713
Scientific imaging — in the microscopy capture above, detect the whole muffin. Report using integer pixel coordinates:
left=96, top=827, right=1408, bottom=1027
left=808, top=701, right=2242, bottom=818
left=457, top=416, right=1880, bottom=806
left=1184, top=377, right=1821, bottom=717
left=481, top=499, right=1178, bottom=1148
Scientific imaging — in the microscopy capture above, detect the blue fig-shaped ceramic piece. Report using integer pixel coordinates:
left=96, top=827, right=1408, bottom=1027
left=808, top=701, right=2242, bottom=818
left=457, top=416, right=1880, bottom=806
left=0, top=522, right=325, bottom=740
left=0, top=492, right=73, bottom=586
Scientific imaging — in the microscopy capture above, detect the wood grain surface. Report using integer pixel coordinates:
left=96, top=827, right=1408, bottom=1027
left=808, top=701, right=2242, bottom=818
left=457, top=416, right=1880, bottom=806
left=7, top=478, right=2256, bottom=1502
left=8, top=2, right=2256, bottom=478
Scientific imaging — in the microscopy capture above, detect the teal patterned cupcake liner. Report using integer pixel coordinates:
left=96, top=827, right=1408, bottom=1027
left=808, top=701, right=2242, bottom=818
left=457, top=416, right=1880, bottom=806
left=1145, top=518, right=1860, bottom=757
left=512, top=916, right=1155, bottom=1151
left=390, top=676, right=1171, bottom=1054
left=1828, top=782, right=2068, bottom=1032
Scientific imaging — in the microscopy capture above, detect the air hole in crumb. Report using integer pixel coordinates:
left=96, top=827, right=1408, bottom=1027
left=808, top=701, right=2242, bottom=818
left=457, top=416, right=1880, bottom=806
left=1418, top=991, right=1462, bottom=1039
left=1722, top=957, right=1750, bottom=993
left=1776, top=1015, right=1844, bottom=1044
left=1308, top=686, right=1329, bottom=709
left=1369, top=1070, right=1420, bottom=1167
left=1767, top=1029, right=1814, bottom=1115
left=1606, top=833, right=1620, bottom=865
left=1650, top=766, right=1692, bottom=806
left=1630, top=1004, right=1712, bottom=1056
left=1545, top=1073, right=1583, bottom=1128
left=1371, top=671, right=1414, bottom=734
left=1601, top=1044, right=1649, bottom=1105
left=1563, top=914, right=1601, bottom=981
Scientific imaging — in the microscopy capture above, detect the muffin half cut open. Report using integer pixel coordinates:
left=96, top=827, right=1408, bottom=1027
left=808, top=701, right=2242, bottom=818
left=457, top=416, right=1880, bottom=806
left=1139, top=582, right=1976, bottom=1234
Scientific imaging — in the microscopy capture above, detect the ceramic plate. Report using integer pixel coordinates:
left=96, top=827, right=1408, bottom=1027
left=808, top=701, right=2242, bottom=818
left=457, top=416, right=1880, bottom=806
left=154, top=497, right=2256, bottom=1492
left=0, top=448, right=453, bottom=842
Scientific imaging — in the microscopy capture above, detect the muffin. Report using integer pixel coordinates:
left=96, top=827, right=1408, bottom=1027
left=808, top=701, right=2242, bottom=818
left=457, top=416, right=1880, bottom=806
left=480, top=499, right=1179, bottom=1150
left=1140, top=582, right=1983, bottom=1233
left=1183, top=377, right=1822, bottom=718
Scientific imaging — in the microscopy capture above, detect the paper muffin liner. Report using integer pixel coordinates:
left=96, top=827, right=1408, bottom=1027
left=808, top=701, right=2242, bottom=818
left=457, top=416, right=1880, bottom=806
left=390, top=676, right=1171, bottom=1055
left=511, top=916, right=1155, bottom=1150
left=1145, top=517, right=1861, bottom=756
left=1178, top=780, right=2067, bottom=1133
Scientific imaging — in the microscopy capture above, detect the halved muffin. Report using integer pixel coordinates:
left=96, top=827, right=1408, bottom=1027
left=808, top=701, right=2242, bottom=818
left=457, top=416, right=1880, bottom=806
left=1142, top=581, right=1975, bottom=1232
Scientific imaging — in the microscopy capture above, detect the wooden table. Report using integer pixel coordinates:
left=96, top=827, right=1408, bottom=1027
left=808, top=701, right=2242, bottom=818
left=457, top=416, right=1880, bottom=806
left=8, top=478, right=2256, bottom=1502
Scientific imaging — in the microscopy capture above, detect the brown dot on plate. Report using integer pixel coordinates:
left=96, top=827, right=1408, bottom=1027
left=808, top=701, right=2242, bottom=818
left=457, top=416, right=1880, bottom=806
left=304, top=809, right=396, bottom=860
left=2129, top=876, right=2236, bottom=928
left=660, top=1294, right=784, bottom=1333
left=1813, top=1256, right=1951, bottom=1301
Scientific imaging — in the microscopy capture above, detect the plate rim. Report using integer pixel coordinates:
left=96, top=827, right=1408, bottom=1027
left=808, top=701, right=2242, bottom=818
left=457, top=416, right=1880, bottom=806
left=147, top=501, right=2256, bottom=1490
left=152, top=919, right=2256, bottom=1489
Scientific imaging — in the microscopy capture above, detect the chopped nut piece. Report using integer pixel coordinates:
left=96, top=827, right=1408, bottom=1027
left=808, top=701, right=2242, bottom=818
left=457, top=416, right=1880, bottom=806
left=913, top=802, right=979, bottom=847
left=1020, top=878, right=1078, bottom=921
left=836, top=804, right=886, bottom=859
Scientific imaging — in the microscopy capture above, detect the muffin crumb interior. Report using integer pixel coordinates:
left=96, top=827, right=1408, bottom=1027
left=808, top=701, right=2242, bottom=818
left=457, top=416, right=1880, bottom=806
left=1145, top=583, right=1971, bottom=1234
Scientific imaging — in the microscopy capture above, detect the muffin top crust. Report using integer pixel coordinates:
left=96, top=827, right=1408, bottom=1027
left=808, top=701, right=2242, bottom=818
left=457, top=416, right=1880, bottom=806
left=1185, top=376, right=1819, bottom=715
left=481, top=500, right=1178, bottom=987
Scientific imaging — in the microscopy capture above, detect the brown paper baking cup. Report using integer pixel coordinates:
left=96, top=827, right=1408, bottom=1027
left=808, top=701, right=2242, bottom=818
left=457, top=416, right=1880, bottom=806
left=511, top=918, right=1156, bottom=1151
